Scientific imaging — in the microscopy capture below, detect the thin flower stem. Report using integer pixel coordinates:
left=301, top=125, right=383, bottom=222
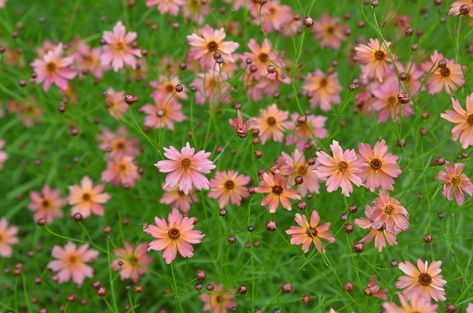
left=170, top=262, right=185, bottom=313
left=107, top=239, right=120, bottom=313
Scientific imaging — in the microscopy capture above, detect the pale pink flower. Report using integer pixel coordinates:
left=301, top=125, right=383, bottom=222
left=144, top=208, right=204, bottom=264
left=255, top=103, right=290, bottom=144
left=364, top=276, right=388, bottom=300
left=395, top=62, right=423, bottom=94
left=468, top=303, right=473, bottom=313
left=105, top=88, right=128, bottom=120
left=255, top=172, right=301, bottom=213
left=0, top=218, right=18, bottom=257
left=101, top=21, right=141, bottom=72
left=315, top=140, right=362, bottom=196
left=146, top=0, right=184, bottom=15
left=254, top=2, right=292, bottom=33
left=68, top=176, right=111, bottom=218
left=192, top=70, right=232, bottom=105
left=303, top=70, right=342, bottom=111
left=28, top=185, right=64, bottom=223
left=371, top=191, right=409, bottom=233
left=200, top=284, right=236, bottom=313
left=449, top=0, right=473, bottom=17
left=314, top=14, right=349, bottom=50
left=355, top=205, right=398, bottom=252
left=208, top=170, right=250, bottom=208
left=101, top=156, right=140, bottom=188
left=73, top=43, right=105, bottom=79
left=112, top=242, right=152, bottom=282
left=155, top=142, right=216, bottom=194
left=228, top=108, right=256, bottom=138
left=150, top=76, right=188, bottom=102
left=48, top=242, right=98, bottom=285
left=371, top=77, right=413, bottom=123
left=31, top=44, right=76, bottom=91
left=160, top=185, right=198, bottom=213
left=282, top=149, right=320, bottom=195
left=0, top=139, right=7, bottom=170
left=182, top=0, right=211, bottom=24
left=436, top=163, right=473, bottom=205
left=285, top=113, right=328, bottom=149
left=440, top=93, right=473, bottom=149
left=354, top=39, right=393, bottom=82
left=97, top=127, right=141, bottom=160
left=141, top=97, right=185, bottom=130
left=240, top=39, right=280, bottom=79
left=422, top=51, right=464, bottom=95
left=383, top=293, right=438, bottom=313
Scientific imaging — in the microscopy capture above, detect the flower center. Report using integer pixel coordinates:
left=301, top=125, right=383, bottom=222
left=82, top=193, right=91, bottom=201
left=370, top=158, right=382, bottom=170
left=440, top=67, right=451, bottom=77
left=207, top=41, right=218, bottom=52
left=46, top=62, right=57, bottom=73
left=271, top=185, right=284, bottom=195
left=258, top=53, right=269, bottom=63
left=374, top=50, right=385, bottom=61
left=326, top=26, right=335, bottom=34
left=180, top=158, right=192, bottom=170
left=266, top=116, right=276, bottom=126
left=296, top=165, right=307, bottom=176
left=418, top=273, right=432, bottom=286
left=156, top=109, right=166, bottom=118
left=168, top=228, right=180, bottom=240
left=337, top=161, right=348, bottom=173
left=216, top=295, right=224, bottom=303
left=113, top=40, right=126, bottom=52
left=166, top=84, right=174, bottom=92
left=383, top=204, right=394, bottom=215
left=306, top=226, right=318, bottom=237
left=224, top=180, right=235, bottom=190
left=387, top=96, right=398, bottom=107
left=451, top=175, right=461, bottom=187
left=118, top=164, right=127, bottom=172
left=68, top=255, right=78, bottom=265
left=467, top=114, right=473, bottom=126
left=42, top=199, right=50, bottom=208
left=115, top=141, right=125, bottom=150
left=319, top=78, right=328, bottom=87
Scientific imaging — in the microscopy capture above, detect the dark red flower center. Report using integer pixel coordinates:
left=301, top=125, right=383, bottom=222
left=224, top=180, right=235, bottom=190
left=271, top=185, right=284, bottom=195
left=418, top=273, right=432, bottom=286
left=370, top=158, right=382, bottom=170
left=266, top=116, right=276, bottom=126
left=440, top=67, right=451, bottom=77
left=306, top=226, right=318, bottom=237
left=207, top=41, right=218, bottom=52
left=374, top=50, right=385, bottom=61
left=337, top=161, right=348, bottom=173
left=168, top=228, right=181, bottom=240
left=258, top=53, right=269, bottom=63
left=180, top=158, right=192, bottom=170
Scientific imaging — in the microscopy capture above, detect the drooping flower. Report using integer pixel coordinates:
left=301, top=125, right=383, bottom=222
left=200, top=284, right=236, bottom=313
left=104, top=88, right=128, bottom=120
left=436, top=163, right=473, bottom=205
left=28, top=185, right=64, bottom=223
left=383, top=293, right=438, bottom=313
left=0, top=139, right=7, bottom=170
left=255, top=172, right=301, bottom=213
left=303, top=70, right=342, bottom=111
left=48, top=242, right=98, bottom=285
left=315, top=140, right=362, bottom=196
left=422, top=51, right=464, bottom=95
left=155, top=142, right=215, bottom=194
left=31, top=44, right=76, bottom=91
left=440, top=93, right=473, bottom=149
left=144, top=208, right=204, bottom=264
left=68, top=176, right=111, bottom=218
left=160, top=185, right=198, bottom=213
left=100, top=21, right=141, bottom=72
left=354, top=39, right=393, bottom=82
left=282, top=149, right=320, bottom=195
left=286, top=210, right=335, bottom=253
left=364, top=276, right=388, bottom=300
left=101, top=156, right=140, bottom=188
left=112, top=243, right=152, bottom=282
left=371, top=191, right=409, bottom=234
left=0, top=218, right=19, bottom=257
left=146, top=0, right=185, bottom=15
left=255, top=103, right=290, bottom=144
left=314, top=14, right=349, bottom=50
left=140, top=97, right=186, bottom=130
left=395, top=260, right=446, bottom=302
left=208, top=171, right=250, bottom=208
left=357, top=140, right=402, bottom=192
left=228, top=108, right=255, bottom=138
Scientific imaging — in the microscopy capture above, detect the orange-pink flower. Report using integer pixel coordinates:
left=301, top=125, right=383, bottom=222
left=449, top=0, right=473, bottom=16
left=355, top=205, right=398, bottom=252
left=371, top=191, right=409, bottom=233
left=101, top=156, right=140, bottom=188
left=282, top=149, right=320, bottom=195
left=303, top=70, right=342, bottom=111
left=255, top=103, right=290, bottom=144
left=200, top=284, right=236, bottom=313
left=0, top=218, right=18, bottom=257
left=68, top=176, right=111, bottom=218
left=105, top=88, right=128, bottom=120
left=422, top=51, right=464, bottom=95
left=436, top=163, right=473, bottom=205
left=208, top=170, right=250, bottom=208
left=160, top=185, right=198, bottom=213
left=383, top=293, right=438, bottom=313
left=440, top=93, right=473, bottom=149
left=28, top=185, right=64, bottom=223
left=144, top=208, right=204, bottom=264
left=285, top=113, right=327, bottom=149
left=97, top=127, right=141, bottom=160
left=112, top=242, right=152, bottom=282
left=286, top=210, right=335, bottom=253
left=146, top=0, right=184, bottom=15
left=255, top=172, right=301, bottom=213
left=314, top=14, right=349, bottom=50
left=354, top=38, right=393, bottom=82
left=141, top=97, right=186, bottom=130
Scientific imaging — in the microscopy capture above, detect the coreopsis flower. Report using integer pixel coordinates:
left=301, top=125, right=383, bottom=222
left=436, top=163, right=473, bottom=205
left=240, top=39, right=279, bottom=79
left=395, top=260, right=446, bottom=302
left=101, top=156, right=140, bottom=188
left=187, top=25, right=239, bottom=69
left=357, top=140, right=402, bottom=192
left=8, top=98, right=43, bottom=127
left=150, top=76, right=188, bottom=102
left=97, top=127, right=141, bottom=160
left=31, top=44, right=76, bottom=91
left=160, top=185, right=198, bottom=213
left=383, top=293, right=438, bottom=313
left=192, top=70, right=232, bottom=105
left=73, top=43, right=104, bottom=79
left=315, top=140, right=362, bottom=197
left=255, top=103, right=290, bottom=144
left=140, top=97, right=186, bottom=130
left=355, top=205, right=398, bottom=252
left=146, top=0, right=184, bottom=15
left=48, top=242, right=98, bottom=285
left=422, top=51, right=464, bottom=95
left=68, top=176, right=111, bottom=218
left=371, top=192, right=409, bottom=233
left=285, top=113, right=328, bottom=149
left=282, top=149, right=320, bottom=195
left=144, top=208, right=204, bottom=264
left=468, top=303, right=473, bottom=313
left=303, top=70, right=342, bottom=111
left=0, top=139, right=7, bottom=170
left=314, top=13, right=349, bottom=50
left=200, top=284, right=236, bottom=313
left=364, top=276, right=387, bottom=300
left=100, top=21, right=141, bottom=72
left=441, top=93, right=473, bottom=149
left=255, top=172, right=301, bottom=213
left=286, top=210, right=335, bottom=253
left=371, top=77, right=413, bottom=122
left=112, top=243, right=152, bottom=282
left=449, top=0, right=473, bottom=17
left=0, top=218, right=18, bottom=257
left=28, top=185, right=64, bottom=223
left=255, top=1, right=292, bottom=33
left=105, top=88, right=128, bottom=120
left=354, top=39, right=393, bottom=82
left=182, top=0, right=211, bottom=24
left=155, top=142, right=216, bottom=194
left=208, top=171, right=250, bottom=208
left=395, top=62, right=423, bottom=94
left=228, top=108, right=255, bottom=138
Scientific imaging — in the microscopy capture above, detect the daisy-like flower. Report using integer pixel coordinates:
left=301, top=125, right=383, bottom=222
left=285, top=113, right=328, bottom=150
left=68, top=176, right=111, bottom=219
left=441, top=93, right=473, bottom=149
left=255, top=172, right=301, bottom=213
left=192, top=70, right=232, bottom=105
left=150, top=76, right=188, bottom=102
left=286, top=210, right=335, bottom=253
left=228, top=108, right=255, bottom=138
left=282, top=149, right=320, bottom=195
left=160, top=185, right=198, bottom=213
left=354, top=39, right=393, bottom=82
left=355, top=205, right=398, bottom=252
left=200, top=284, right=236, bottom=313
left=140, top=97, right=186, bottom=130
left=383, top=293, right=438, bottom=313
left=0, top=218, right=18, bottom=257
left=101, top=156, right=140, bottom=188
left=449, top=0, right=473, bottom=17
left=112, top=242, right=152, bottom=282
left=315, top=140, right=362, bottom=197
left=97, top=127, right=141, bottom=160
left=208, top=171, right=250, bottom=208
left=255, top=1, right=292, bottom=33
left=436, top=163, right=473, bottom=205
left=255, top=103, right=290, bottom=144
left=395, top=260, right=446, bottom=302
left=357, top=139, right=402, bottom=192
left=314, top=14, right=349, bottom=50
left=28, top=185, right=63, bottom=223
left=73, top=43, right=104, bottom=79
left=31, top=44, right=76, bottom=91
left=155, top=142, right=216, bottom=194
left=303, top=70, right=342, bottom=111
left=8, top=98, right=43, bottom=127
left=371, top=191, right=409, bottom=233
left=146, top=0, right=184, bottom=15
left=240, top=39, right=280, bottom=79
left=144, top=208, right=204, bottom=264
left=187, top=25, right=239, bottom=69
left=100, top=21, right=141, bottom=72
left=422, top=51, right=464, bottom=95
left=104, top=88, right=128, bottom=120
left=371, top=77, right=413, bottom=122
left=48, top=242, right=98, bottom=285
left=0, top=139, right=7, bottom=170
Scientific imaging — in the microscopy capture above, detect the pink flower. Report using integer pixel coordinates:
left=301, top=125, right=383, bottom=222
left=364, top=276, right=387, bottom=300
left=282, top=149, right=320, bottom=195
left=73, top=43, right=105, bottom=79
left=354, top=39, right=393, bottom=82
left=68, top=176, right=111, bottom=218
left=97, top=127, right=141, bottom=160
left=31, top=44, right=76, bottom=91
left=101, top=156, right=140, bottom=188
left=314, top=14, right=349, bottom=50
left=254, top=2, right=292, bottom=33
left=208, top=170, right=250, bottom=208
left=48, top=242, right=98, bottom=285
left=449, top=0, right=473, bottom=16
left=255, top=104, right=290, bottom=144
left=468, top=303, right=473, bottom=313
left=160, top=185, right=198, bottom=213
left=383, top=293, right=438, bottom=313
left=303, top=70, right=342, bottom=111
left=144, top=208, right=204, bottom=264
left=105, top=88, right=128, bottom=120
left=371, top=191, right=409, bottom=233
left=422, top=51, right=464, bottom=95
left=112, top=243, right=152, bottom=282
left=440, top=93, right=473, bottom=149
left=200, top=284, right=236, bottom=313
left=150, top=76, right=188, bottom=102
left=192, top=70, right=231, bottom=105
left=0, top=218, right=19, bottom=257
left=436, top=163, right=473, bottom=205
left=255, top=172, right=301, bottom=213
left=140, top=97, right=186, bottom=130
left=0, top=139, right=8, bottom=170
left=155, top=142, right=216, bottom=194
left=286, top=210, right=335, bottom=253
left=315, top=140, right=362, bottom=196
left=100, top=21, right=141, bottom=72
left=228, top=108, right=255, bottom=138
left=357, top=140, right=402, bottom=192
left=285, top=113, right=328, bottom=149
left=28, top=185, right=64, bottom=223
left=146, top=0, right=184, bottom=15
left=371, top=77, right=413, bottom=123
